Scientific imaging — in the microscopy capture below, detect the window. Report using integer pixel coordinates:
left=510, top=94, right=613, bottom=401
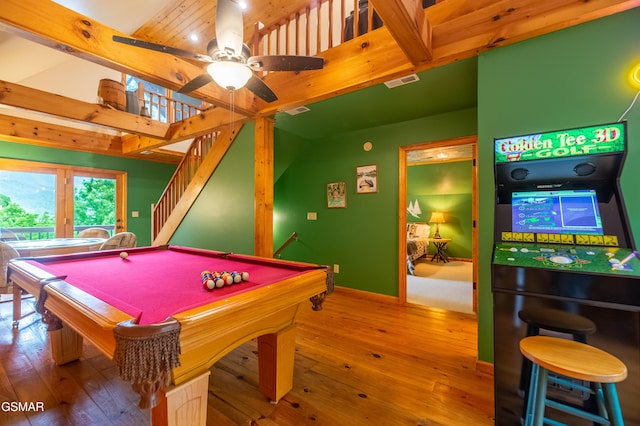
left=0, top=159, right=126, bottom=239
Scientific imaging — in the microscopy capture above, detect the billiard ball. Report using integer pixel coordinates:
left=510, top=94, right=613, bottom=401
left=204, top=279, right=216, bottom=290
left=241, top=272, right=249, bottom=281
left=232, top=272, right=242, bottom=283
left=215, top=277, right=225, bottom=288
left=223, top=273, right=234, bottom=286
left=120, top=252, right=128, bottom=259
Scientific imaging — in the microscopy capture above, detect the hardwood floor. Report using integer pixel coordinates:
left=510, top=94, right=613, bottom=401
left=0, top=289, right=494, bottom=425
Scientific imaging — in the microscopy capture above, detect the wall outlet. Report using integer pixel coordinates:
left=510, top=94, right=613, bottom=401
left=307, top=212, right=317, bottom=220
left=131, top=211, right=139, bottom=217
left=333, top=264, right=340, bottom=273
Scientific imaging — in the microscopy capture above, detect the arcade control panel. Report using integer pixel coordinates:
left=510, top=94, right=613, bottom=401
left=493, top=242, right=640, bottom=277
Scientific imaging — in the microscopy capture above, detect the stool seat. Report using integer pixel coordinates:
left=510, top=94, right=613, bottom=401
left=518, top=307, right=597, bottom=336
left=520, top=336, right=627, bottom=383
left=517, top=306, right=598, bottom=406
left=520, top=336, right=627, bottom=426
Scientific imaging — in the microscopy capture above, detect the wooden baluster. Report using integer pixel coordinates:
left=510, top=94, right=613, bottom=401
left=328, top=0, right=333, bottom=48
left=305, top=6, right=311, bottom=56
left=352, top=0, right=358, bottom=40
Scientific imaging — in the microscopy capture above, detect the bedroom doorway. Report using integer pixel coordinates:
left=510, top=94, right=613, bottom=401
left=398, top=136, right=478, bottom=314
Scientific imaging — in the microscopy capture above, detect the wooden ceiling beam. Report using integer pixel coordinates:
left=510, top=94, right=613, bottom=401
left=0, top=80, right=170, bottom=138
left=0, top=113, right=182, bottom=163
left=0, top=0, right=262, bottom=116
left=255, top=26, right=414, bottom=115
left=165, top=108, right=247, bottom=143
left=0, top=113, right=117, bottom=152
left=429, top=0, right=640, bottom=57
left=121, top=107, right=247, bottom=154
left=369, top=0, right=432, bottom=65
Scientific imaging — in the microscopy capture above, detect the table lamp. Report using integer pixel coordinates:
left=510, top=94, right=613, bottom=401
left=429, top=211, right=445, bottom=239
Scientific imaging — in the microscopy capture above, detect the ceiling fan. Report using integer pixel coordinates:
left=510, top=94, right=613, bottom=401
left=112, top=0, right=324, bottom=103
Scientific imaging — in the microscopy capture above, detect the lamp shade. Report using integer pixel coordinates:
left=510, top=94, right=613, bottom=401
left=429, top=212, right=445, bottom=223
left=207, top=61, right=252, bottom=91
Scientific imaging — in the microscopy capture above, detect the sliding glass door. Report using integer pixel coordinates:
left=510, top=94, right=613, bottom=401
left=0, top=159, right=126, bottom=240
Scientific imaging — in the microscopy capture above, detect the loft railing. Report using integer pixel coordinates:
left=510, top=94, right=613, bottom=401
left=251, top=0, right=383, bottom=57
left=151, top=131, right=220, bottom=240
left=136, top=82, right=208, bottom=124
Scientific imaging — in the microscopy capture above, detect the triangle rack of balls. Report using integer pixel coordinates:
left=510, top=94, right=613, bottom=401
left=201, top=270, right=249, bottom=291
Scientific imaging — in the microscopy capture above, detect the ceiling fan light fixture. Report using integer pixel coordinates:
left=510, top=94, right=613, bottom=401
left=207, top=61, right=252, bottom=91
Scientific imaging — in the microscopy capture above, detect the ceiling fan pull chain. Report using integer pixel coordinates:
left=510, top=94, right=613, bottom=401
left=229, top=90, right=235, bottom=138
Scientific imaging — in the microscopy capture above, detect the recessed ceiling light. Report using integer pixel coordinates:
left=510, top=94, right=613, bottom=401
left=189, top=33, right=199, bottom=42
left=238, top=1, right=248, bottom=10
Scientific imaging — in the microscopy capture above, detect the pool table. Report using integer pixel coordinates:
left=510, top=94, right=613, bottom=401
left=7, top=245, right=332, bottom=425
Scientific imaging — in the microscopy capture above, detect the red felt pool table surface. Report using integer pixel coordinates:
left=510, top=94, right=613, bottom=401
left=22, top=245, right=321, bottom=324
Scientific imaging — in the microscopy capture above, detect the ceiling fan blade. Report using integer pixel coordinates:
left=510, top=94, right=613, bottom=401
left=112, top=36, right=213, bottom=62
left=248, top=55, right=325, bottom=72
left=245, top=75, right=278, bottom=103
left=216, top=0, right=244, bottom=56
left=178, top=74, right=214, bottom=94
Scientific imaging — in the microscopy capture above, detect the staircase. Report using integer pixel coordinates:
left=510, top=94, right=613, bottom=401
left=151, top=125, right=242, bottom=245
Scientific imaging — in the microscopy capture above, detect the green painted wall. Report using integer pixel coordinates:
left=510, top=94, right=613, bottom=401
left=170, top=123, right=257, bottom=254
left=273, top=108, right=477, bottom=294
left=477, top=8, right=640, bottom=362
left=407, top=161, right=473, bottom=258
left=0, top=140, right=175, bottom=245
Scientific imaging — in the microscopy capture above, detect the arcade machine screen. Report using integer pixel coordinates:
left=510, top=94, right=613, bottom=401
left=511, top=189, right=603, bottom=236
left=491, top=122, right=640, bottom=425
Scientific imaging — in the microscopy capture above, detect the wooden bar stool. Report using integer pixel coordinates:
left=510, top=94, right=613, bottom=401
left=520, top=336, right=627, bottom=426
left=518, top=307, right=597, bottom=397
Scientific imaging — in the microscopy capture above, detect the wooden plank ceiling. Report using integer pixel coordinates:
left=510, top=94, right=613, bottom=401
left=0, top=0, right=636, bottom=163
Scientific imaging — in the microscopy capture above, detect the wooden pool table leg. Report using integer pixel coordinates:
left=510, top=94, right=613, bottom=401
left=151, top=371, right=210, bottom=426
left=49, top=323, right=84, bottom=365
left=257, top=324, right=297, bottom=403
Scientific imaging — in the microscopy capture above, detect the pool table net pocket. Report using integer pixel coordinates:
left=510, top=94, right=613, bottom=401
left=310, top=266, right=334, bottom=311
left=114, top=319, right=181, bottom=409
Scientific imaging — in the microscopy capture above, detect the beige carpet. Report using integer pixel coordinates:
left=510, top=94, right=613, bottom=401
left=407, top=259, right=474, bottom=314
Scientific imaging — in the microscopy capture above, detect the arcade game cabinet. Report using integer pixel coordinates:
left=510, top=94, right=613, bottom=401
left=491, top=122, right=640, bottom=425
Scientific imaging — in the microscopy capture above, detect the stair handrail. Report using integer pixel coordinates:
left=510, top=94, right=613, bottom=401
left=274, top=231, right=298, bottom=258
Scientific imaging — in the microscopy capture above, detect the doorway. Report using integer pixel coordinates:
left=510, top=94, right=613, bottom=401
left=398, top=136, right=478, bottom=313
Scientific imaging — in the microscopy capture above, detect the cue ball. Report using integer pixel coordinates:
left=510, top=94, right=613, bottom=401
left=120, top=252, right=128, bottom=259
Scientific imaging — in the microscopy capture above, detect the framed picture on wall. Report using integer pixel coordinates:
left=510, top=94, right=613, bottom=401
left=327, top=181, right=347, bottom=208
left=356, top=164, right=378, bottom=194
